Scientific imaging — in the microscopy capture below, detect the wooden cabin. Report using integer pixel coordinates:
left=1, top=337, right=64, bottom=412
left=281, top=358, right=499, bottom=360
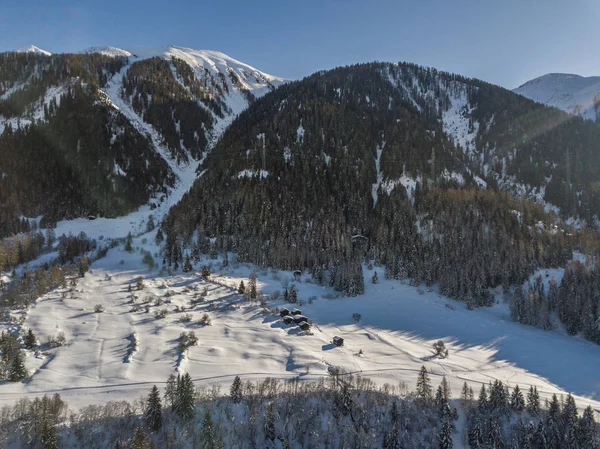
left=280, top=308, right=290, bottom=317
left=298, top=322, right=311, bottom=331
left=291, top=309, right=302, bottom=316
left=282, top=316, right=294, bottom=325
left=293, top=315, right=308, bottom=324
left=333, top=336, right=344, bottom=346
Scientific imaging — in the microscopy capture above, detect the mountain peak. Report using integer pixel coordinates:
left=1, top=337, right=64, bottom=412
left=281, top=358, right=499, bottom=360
left=15, top=45, right=51, bottom=56
left=514, top=72, right=600, bottom=121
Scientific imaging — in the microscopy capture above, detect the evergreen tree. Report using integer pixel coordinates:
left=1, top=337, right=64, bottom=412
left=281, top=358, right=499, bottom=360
left=440, top=375, right=451, bottom=402
left=526, top=385, right=540, bottom=415
left=467, top=415, right=484, bottom=449
left=510, top=384, right=524, bottom=412
left=200, top=409, right=216, bottom=449
left=155, top=228, right=164, bottom=245
left=130, top=426, right=147, bottom=449
left=144, top=385, right=162, bottom=432
left=438, top=403, right=454, bottom=449
left=164, top=374, right=177, bottom=410
left=182, top=254, right=192, bottom=273
left=175, top=373, right=195, bottom=421
left=415, top=365, right=432, bottom=401
left=40, top=419, right=59, bottom=449
left=230, top=375, right=243, bottom=404
left=146, top=214, right=155, bottom=232
left=24, top=328, right=38, bottom=349
left=477, top=384, right=488, bottom=412
left=289, top=284, right=298, bottom=303
left=383, top=425, right=400, bottom=449
left=8, top=349, right=27, bottom=381
left=578, top=406, right=599, bottom=449
left=238, top=281, right=245, bottom=295
left=372, top=271, right=379, bottom=284
left=265, top=402, right=276, bottom=442
left=125, top=233, right=133, bottom=252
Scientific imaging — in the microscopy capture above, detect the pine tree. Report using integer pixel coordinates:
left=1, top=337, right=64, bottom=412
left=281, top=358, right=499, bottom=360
left=510, top=384, right=524, bottom=412
left=144, top=385, right=162, bottom=431
left=467, top=415, right=483, bottom=449
left=238, top=281, right=245, bottom=295
left=438, top=403, right=453, bottom=449
left=175, top=373, right=195, bottom=421
left=125, top=233, right=133, bottom=252
left=372, top=271, right=379, bottom=284
left=283, top=438, right=291, bottom=449
left=40, top=419, right=59, bottom=449
left=415, top=365, right=432, bottom=401
left=130, top=425, right=147, bottom=449
left=265, top=402, right=276, bottom=442
left=164, top=374, right=177, bottom=410
left=477, top=384, right=488, bottom=412
left=289, top=284, right=297, bottom=303
left=390, top=401, right=399, bottom=425
left=526, top=385, right=540, bottom=415
left=562, top=394, right=579, bottom=447
left=155, top=228, right=164, bottom=245
left=146, top=214, right=155, bottom=232
left=230, top=375, right=243, bottom=404
left=200, top=409, right=216, bottom=449
left=440, top=375, right=451, bottom=402
left=8, top=350, right=27, bottom=381
left=383, top=425, right=400, bottom=449
left=182, top=254, right=192, bottom=273
left=578, top=406, right=599, bottom=449
left=24, top=328, right=37, bottom=349
left=222, top=252, right=229, bottom=267
left=435, top=385, right=445, bottom=411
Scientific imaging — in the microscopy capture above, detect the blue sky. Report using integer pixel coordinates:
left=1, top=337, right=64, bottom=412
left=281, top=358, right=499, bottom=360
left=1, top=0, right=599, bottom=88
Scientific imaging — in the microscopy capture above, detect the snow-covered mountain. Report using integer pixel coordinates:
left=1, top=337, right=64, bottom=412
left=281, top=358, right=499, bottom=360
left=514, top=73, right=600, bottom=122
left=14, top=44, right=52, bottom=56
left=0, top=45, right=285, bottom=227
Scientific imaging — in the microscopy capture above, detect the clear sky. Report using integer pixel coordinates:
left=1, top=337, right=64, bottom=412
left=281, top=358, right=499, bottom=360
left=1, top=0, right=599, bottom=89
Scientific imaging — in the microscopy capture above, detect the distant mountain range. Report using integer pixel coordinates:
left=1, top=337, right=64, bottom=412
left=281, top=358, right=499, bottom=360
left=514, top=73, right=600, bottom=122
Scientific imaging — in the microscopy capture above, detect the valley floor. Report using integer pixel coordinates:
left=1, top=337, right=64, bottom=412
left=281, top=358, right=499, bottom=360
left=1, top=232, right=599, bottom=415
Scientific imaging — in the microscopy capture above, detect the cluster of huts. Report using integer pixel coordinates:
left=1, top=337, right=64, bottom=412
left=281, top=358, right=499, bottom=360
left=280, top=307, right=310, bottom=331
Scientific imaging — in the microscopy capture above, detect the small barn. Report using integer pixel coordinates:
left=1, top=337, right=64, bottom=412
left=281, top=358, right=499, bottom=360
left=280, top=308, right=290, bottom=317
left=293, top=315, right=308, bottom=324
left=333, top=336, right=344, bottom=346
left=291, top=309, right=302, bottom=316
left=298, top=322, right=311, bottom=331
left=282, top=316, right=294, bottom=325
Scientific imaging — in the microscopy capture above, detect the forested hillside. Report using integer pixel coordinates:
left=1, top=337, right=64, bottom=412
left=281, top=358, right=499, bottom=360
left=0, top=47, right=283, bottom=237
left=164, top=63, right=585, bottom=303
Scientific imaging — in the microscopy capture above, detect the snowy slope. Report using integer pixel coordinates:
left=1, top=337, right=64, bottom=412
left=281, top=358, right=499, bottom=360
left=514, top=73, right=600, bottom=122
left=2, top=239, right=600, bottom=414
left=14, top=45, right=51, bottom=56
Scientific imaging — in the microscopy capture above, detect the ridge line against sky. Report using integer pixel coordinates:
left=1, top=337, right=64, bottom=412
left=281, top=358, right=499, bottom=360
left=1, top=0, right=599, bottom=89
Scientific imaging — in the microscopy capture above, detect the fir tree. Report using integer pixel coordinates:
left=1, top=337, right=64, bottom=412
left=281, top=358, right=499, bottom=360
left=155, top=228, right=164, bottom=245
left=438, top=403, right=454, bottom=449
left=24, top=328, right=37, bottom=349
left=383, top=425, right=400, bottom=449
left=175, top=373, right=195, bottom=421
left=40, top=419, right=59, bottom=449
left=415, top=365, right=432, bottom=401
left=230, top=375, right=243, bottom=404
left=125, top=233, right=133, bottom=252
left=265, top=402, right=276, bottom=442
left=289, top=284, right=298, bottom=303
left=182, top=254, right=192, bottom=273
left=372, top=271, right=379, bottom=284
left=144, top=385, right=162, bottom=432
left=130, top=426, right=147, bottom=449
left=578, top=406, right=599, bottom=449
left=467, top=415, right=484, bottom=449
left=477, top=384, right=488, bottom=412
left=164, top=374, right=177, bottom=410
left=8, top=350, right=27, bottom=381
left=200, top=409, right=216, bottom=449
left=510, top=384, right=524, bottom=412
left=238, top=281, right=245, bottom=295
left=526, top=385, right=540, bottom=415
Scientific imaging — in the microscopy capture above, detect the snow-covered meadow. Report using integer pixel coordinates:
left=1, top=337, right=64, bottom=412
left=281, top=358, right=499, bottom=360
left=1, top=229, right=599, bottom=416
